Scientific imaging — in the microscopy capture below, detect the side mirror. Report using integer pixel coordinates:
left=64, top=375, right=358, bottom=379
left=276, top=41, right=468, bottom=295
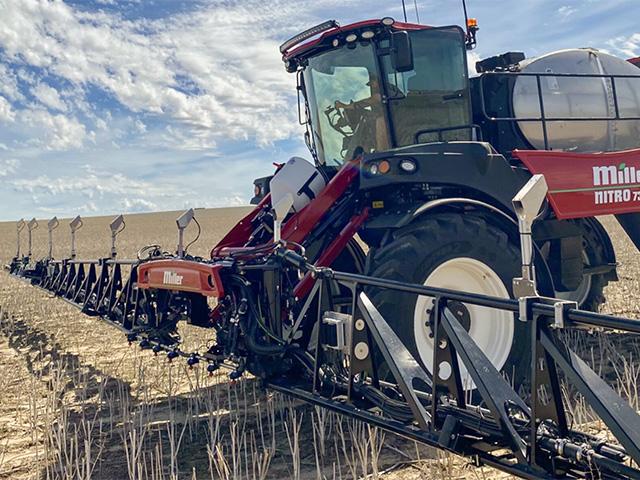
left=390, top=31, right=413, bottom=73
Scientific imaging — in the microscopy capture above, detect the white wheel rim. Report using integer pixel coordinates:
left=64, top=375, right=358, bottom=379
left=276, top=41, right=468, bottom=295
left=413, top=257, right=514, bottom=390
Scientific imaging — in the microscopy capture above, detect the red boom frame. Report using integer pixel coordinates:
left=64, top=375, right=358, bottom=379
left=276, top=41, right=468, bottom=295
left=137, top=159, right=364, bottom=299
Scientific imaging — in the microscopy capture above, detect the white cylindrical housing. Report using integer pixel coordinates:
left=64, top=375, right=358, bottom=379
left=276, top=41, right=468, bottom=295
left=269, top=157, right=326, bottom=214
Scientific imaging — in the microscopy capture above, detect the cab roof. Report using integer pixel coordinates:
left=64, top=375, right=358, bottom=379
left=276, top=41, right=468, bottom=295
left=280, top=18, right=428, bottom=72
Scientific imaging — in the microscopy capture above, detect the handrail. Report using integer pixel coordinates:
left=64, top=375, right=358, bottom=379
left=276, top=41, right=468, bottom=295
left=478, top=71, right=640, bottom=150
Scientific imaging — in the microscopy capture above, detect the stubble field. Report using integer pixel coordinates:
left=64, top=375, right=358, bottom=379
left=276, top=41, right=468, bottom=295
left=0, top=208, right=639, bottom=479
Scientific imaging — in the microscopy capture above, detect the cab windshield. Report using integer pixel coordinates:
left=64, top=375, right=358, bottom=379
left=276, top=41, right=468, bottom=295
left=304, top=43, right=390, bottom=166
left=302, top=26, right=471, bottom=166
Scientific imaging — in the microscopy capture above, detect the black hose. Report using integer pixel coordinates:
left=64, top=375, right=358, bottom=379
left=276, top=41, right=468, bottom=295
left=228, top=277, right=286, bottom=355
left=244, top=312, right=286, bottom=355
left=355, top=384, right=415, bottom=422
left=184, top=216, right=201, bottom=253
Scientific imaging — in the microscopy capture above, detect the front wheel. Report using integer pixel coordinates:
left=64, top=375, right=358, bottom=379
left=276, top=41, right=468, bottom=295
left=367, top=213, right=529, bottom=390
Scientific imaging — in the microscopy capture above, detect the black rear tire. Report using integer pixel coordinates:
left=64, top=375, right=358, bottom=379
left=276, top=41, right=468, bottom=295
left=367, top=212, right=530, bottom=390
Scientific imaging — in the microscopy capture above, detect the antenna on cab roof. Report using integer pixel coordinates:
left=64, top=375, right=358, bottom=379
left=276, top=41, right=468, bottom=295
left=401, top=0, right=408, bottom=22
left=462, top=0, right=479, bottom=50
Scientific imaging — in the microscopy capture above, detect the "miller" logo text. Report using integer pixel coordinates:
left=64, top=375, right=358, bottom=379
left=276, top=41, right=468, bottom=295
left=593, top=163, right=640, bottom=186
left=163, top=271, right=183, bottom=285
left=592, top=163, right=640, bottom=205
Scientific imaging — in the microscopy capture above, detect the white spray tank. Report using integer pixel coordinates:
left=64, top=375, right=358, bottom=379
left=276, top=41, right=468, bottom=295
left=511, top=48, right=640, bottom=152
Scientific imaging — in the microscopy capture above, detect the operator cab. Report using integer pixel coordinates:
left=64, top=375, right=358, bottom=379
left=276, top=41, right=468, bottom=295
left=282, top=19, right=473, bottom=167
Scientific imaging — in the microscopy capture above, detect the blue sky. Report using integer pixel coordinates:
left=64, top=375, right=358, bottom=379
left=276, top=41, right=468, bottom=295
left=0, top=0, right=638, bottom=220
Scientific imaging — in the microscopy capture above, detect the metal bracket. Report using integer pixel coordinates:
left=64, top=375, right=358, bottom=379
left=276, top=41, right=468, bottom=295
left=513, top=277, right=537, bottom=298
left=322, top=311, right=352, bottom=354
left=437, top=415, right=462, bottom=450
left=15, top=219, right=25, bottom=257
left=272, top=193, right=294, bottom=244
left=553, top=300, right=577, bottom=329
left=529, top=317, right=568, bottom=468
left=518, top=296, right=538, bottom=323
left=518, top=296, right=577, bottom=329
left=431, top=297, right=466, bottom=419
left=110, top=215, right=125, bottom=258
left=47, top=217, right=59, bottom=259
left=512, top=174, right=548, bottom=296
left=69, top=216, right=83, bottom=259
left=176, top=209, right=194, bottom=258
left=27, top=218, right=38, bottom=257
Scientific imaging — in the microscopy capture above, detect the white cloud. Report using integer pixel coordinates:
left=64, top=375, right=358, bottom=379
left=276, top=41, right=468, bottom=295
left=6, top=159, right=251, bottom=218
left=10, top=165, right=176, bottom=198
left=17, top=109, right=86, bottom=149
left=607, top=33, right=640, bottom=58
left=558, top=6, right=577, bottom=19
left=1, top=0, right=636, bottom=220
left=0, top=158, right=19, bottom=177
left=31, top=83, right=67, bottom=112
left=121, top=197, right=157, bottom=212
left=82, top=201, right=99, bottom=213
left=0, top=65, right=22, bottom=101
left=0, top=95, right=15, bottom=122
left=0, top=0, right=304, bottom=151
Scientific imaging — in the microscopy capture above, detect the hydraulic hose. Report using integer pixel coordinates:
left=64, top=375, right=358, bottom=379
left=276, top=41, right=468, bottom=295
left=244, top=312, right=286, bottom=355
left=228, top=276, right=287, bottom=355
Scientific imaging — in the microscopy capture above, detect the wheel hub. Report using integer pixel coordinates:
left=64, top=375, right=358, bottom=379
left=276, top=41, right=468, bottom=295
left=426, top=299, right=471, bottom=337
